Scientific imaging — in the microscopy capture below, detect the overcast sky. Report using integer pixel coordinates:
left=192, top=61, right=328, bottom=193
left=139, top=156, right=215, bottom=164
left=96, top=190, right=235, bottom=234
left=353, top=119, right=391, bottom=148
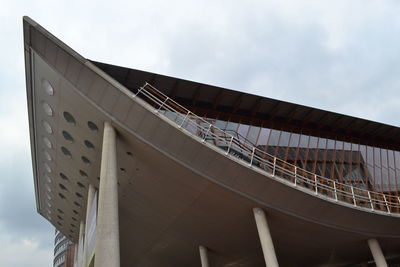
left=1, top=0, right=400, bottom=266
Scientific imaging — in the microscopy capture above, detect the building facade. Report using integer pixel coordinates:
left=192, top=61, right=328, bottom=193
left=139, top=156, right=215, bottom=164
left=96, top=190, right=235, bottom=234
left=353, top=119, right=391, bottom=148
left=54, top=230, right=76, bottom=267
left=24, top=17, right=400, bottom=267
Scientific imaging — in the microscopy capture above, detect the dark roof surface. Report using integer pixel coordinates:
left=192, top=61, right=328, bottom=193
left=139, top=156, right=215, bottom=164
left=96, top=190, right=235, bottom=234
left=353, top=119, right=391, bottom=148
left=91, top=61, right=400, bottom=151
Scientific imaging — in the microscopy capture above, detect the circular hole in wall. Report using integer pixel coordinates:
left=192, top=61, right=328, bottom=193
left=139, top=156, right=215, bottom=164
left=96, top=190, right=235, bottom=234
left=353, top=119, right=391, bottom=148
left=87, top=121, right=98, bottom=132
left=61, top=147, right=72, bottom=158
left=42, top=102, right=53, bottom=116
left=84, top=140, right=95, bottom=149
left=62, top=131, right=74, bottom=143
left=63, top=111, right=76, bottom=124
left=42, top=120, right=53, bottom=134
left=42, top=79, right=54, bottom=96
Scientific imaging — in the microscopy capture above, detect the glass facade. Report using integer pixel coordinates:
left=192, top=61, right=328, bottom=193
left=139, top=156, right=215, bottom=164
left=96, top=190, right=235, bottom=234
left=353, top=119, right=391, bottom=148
left=163, top=111, right=400, bottom=196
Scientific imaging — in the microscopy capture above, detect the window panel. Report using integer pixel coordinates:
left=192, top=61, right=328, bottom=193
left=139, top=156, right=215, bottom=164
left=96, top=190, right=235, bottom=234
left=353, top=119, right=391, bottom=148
left=247, top=126, right=260, bottom=145
left=257, top=128, right=271, bottom=146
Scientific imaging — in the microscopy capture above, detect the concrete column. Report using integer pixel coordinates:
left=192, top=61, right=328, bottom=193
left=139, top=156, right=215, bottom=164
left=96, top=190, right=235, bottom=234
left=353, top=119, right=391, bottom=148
left=82, top=184, right=95, bottom=267
left=77, top=221, right=85, bottom=267
left=95, top=121, right=120, bottom=267
left=367, top=238, right=388, bottom=267
left=199, top=245, right=210, bottom=267
left=253, top=208, right=279, bottom=267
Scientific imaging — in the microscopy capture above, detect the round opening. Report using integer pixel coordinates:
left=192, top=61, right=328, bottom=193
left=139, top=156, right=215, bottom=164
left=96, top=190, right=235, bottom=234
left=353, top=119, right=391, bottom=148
left=75, top=192, right=83, bottom=198
left=120, top=168, right=126, bottom=173
left=61, top=147, right=72, bottom=158
left=79, top=170, right=88, bottom=178
left=126, top=151, right=133, bottom=156
left=57, top=209, right=64, bottom=214
left=62, top=131, right=74, bottom=142
left=63, top=111, right=76, bottom=124
left=45, top=175, right=52, bottom=183
left=59, top=172, right=69, bottom=181
left=76, top=182, right=85, bottom=188
left=73, top=201, right=81, bottom=207
left=58, top=193, right=66, bottom=199
left=71, top=217, right=77, bottom=221
left=44, top=163, right=52, bottom=173
left=70, top=223, right=76, bottom=228
left=45, top=184, right=51, bottom=192
left=42, top=102, right=53, bottom=116
left=87, top=121, right=98, bottom=132
left=73, top=210, right=78, bottom=215
left=42, top=79, right=54, bottom=95
left=43, top=137, right=52, bottom=149
left=81, top=156, right=91, bottom=165
left=59, top=183, right=68, bottom=191
left=57, top=215, right=63, bottom=220
left=42, top=120, right=53, bottom=134
left=84, top=140, right=95, bottom=149
left=44, top=150, right=52, bottom=161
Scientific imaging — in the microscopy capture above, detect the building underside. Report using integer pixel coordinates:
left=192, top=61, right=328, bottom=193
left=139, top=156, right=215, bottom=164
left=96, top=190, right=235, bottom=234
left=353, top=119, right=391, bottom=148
left=23, top=17, right=400, bottom=267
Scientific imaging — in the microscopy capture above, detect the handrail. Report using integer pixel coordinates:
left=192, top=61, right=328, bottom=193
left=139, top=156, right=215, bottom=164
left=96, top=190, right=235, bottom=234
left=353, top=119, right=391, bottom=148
left=135, top=83, right=400, bottom=215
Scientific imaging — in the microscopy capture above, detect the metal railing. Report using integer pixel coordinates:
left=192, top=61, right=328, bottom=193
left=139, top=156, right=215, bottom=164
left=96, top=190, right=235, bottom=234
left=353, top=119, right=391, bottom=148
left=134, top=83, right=400, bottom=215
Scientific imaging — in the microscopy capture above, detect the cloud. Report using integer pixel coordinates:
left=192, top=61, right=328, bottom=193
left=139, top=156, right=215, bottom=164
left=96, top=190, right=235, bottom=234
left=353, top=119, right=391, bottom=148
left=1, top=0, right=400, bottom=266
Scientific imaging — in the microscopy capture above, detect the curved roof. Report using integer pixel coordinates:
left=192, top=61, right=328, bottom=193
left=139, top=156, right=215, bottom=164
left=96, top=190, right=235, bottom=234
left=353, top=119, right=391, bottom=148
left=92, top=60, right=400, bottom=151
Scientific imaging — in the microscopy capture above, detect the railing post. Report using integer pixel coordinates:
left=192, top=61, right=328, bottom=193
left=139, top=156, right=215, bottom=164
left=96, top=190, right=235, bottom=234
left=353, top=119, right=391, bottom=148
left=368, top=191, right=374, bottom=211
left=272, top=157, right=276, bottom=176
left=294, top=166, right=297, bottom=186
left=226, top=136, right=234, bottom=155
left=156, top=97, right=169, bottom=113
left=333, top=181, right=338, bottom=201
left=179, top=110, right=191, bottom=128
left=315, top=175, right=318, bottom=195
left=383, top=194, right=390, bottom=213
left=249, top=147, right=255, bottom=166
left=351, top=186, right=356, bottom=207
left=202, top=124, right=212, bottom=143
left=134, top=86, right=144, bottom=97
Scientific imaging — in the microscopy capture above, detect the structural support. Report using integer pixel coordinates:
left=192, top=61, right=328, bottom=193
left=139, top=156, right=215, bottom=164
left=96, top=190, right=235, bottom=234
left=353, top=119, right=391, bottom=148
left=367, top=238, right=388, bottom=267
left=199, top=245, right=210, bottom=267
left=83, top=184, right=95, bottom=267
left=253, top=208, right=279, bottom=267
left=76, top=221, right=85, bottom=267
left=95, top=122, right=120, bottom=267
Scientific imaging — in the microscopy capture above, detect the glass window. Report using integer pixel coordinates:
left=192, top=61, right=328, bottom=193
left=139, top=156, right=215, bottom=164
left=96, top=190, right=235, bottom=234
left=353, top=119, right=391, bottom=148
left=279, top=131, right=291, bottom=147
left=247, top=126, right=260, bottom=145
left=299, top=134, right=309, bottom=148
left=257, top=128, right=271, bottom=146
left=268, top=130, right=281, bottom=146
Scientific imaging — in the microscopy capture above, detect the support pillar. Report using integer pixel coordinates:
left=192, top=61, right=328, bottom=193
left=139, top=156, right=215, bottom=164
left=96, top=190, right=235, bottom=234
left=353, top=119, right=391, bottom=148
left=95, top=121, right=120, bottom=267
left=253, top=208, right=279, bottom=267
left=367, top=238, right=388, bottom=267
left=76, top=221, right=85, bottom=267
left=82, top=184, right=95, bottom=267
left=199, top=245, right=210, bottom=267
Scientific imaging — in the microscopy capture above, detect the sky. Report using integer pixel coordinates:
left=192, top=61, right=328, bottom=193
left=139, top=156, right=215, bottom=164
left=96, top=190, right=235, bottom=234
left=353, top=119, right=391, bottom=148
left=1, top=0, right=400, bottom=266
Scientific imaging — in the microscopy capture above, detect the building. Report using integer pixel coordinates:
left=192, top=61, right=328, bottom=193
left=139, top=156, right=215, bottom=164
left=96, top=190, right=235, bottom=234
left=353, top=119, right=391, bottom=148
left=23, top=16, right=400, bottom=267
left=54, top=230, right=76, bottom=267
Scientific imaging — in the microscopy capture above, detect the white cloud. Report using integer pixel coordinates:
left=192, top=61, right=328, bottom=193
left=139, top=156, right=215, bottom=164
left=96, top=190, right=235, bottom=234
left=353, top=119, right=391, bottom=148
left=1, top=0, right=400, bottom=266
